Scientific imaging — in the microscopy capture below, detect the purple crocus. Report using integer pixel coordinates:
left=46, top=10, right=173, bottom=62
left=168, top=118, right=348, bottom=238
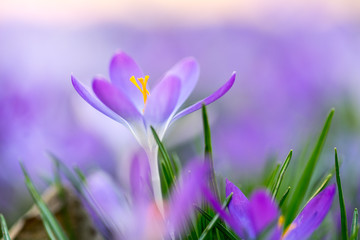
left=278, top=184, right=336, bottom=240
left=213, top=180, right=336, bottom=240
left=71, top=51, right=235, bottom=146
left=224, top=180, right=279, bottom=239
left=71, top=51, right=235, bottom=211
left=84, top=151, right=209, bottom=240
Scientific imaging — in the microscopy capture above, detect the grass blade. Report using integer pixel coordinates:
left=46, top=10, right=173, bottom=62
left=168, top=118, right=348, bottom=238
left=0, top=214, right=11, bottom=240
left=308, top=173, right=333, bottom=202
left=202, top=104, right=220, bottom=200
left=43, top=221, right=57, bottom=240
left=20, top=163, right=69, bottom=240
left=279, top=187, right=291, bottom=208
left=266, top=163, right=280, bottom=189
left=54, top=161, right=75, bottom=240
left=271, top=150, right=292, bottom=200
left=49, top=154, right=113, bottom=239
left=335, top=148, right=348, bottom=240
left=74, top=166, right=87, bottom=183
left=285, top=108, right=334, bottom=226
left=199, top=193, right=233, bottom=240
left=196, top=208, right=240, bottom=240
left=171, top=153, right=181, bottom=176
left=150, top=126, right=172, bottom=170
left=350, top=208, right=358, bottom=240
left=150, top=126, right=176, bottom=191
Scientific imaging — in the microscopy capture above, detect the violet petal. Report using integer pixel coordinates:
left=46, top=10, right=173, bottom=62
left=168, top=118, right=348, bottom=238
left=284, top=184, right=336, bottom=240
left=71, top=75, right=134, bottom=132
left=226, top=179, right=251, bottom=238
left=247, top=190, right=279, bottom=236
left=171, top=72, right=236, bottom=123
left=166, top=160, right=208, bottom=235
left=144, top=75, right=181, bottom=125
left=109, top=51, right=144, bottom=111
left=164, top=57, right=200, bottom=111
left=92, top=78, right=143, bottom=124
left=86, top=171, right=130, bottom=239
left=202, top=185, right=240, bottom=236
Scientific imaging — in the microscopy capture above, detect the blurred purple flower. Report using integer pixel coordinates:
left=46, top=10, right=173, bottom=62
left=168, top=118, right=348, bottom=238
left=0, top=79, right=116, bottom=221
left=210, top=180, right=335, bottom=240
left=225, top=180, right=279, bottom=239
left=85, top=151, right=209, bottom=239
left=279, top=184, right=336, bottom=240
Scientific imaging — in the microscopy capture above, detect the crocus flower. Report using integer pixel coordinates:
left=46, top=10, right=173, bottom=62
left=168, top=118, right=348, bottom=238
left=212, top=180, right=336, bottom=240
left=84, top=151, right=209, bottom=240
left=71, top=51, right=235, bottom=211
left=71, top=51, right=235, bottom=147
left=276, top=184, right=336, bottom=240
left=224, top=180, right=279, bottom=239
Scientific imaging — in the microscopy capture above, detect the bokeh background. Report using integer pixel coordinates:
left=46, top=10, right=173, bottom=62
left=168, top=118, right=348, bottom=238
left=1, top=0, right=360, bottom=226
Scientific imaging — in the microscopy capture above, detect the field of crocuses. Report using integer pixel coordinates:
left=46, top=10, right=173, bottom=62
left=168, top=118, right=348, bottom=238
left=0, top=1, right=360, bottom=239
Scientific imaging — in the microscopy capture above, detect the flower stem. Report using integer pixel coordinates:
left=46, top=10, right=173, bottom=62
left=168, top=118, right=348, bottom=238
left=148, top=146, right=164, bottom=216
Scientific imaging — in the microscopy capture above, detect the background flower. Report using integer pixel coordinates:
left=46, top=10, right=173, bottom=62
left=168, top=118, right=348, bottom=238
left=84, top=151, right=209, bottom=240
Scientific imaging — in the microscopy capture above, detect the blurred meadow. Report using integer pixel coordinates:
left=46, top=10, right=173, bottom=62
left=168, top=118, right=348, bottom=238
left=1, top=0, right=360, bottom=238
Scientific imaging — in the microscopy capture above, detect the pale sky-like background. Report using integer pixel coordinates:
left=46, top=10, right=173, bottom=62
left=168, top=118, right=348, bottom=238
left=0, top=0, right=359, bottom=29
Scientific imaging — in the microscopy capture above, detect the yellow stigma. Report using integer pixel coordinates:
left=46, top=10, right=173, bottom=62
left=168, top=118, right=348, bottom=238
left=130, top=75, right=150, bottom=109
left=277, top=215, right=297, bottom=240
left=277, top=215, right=285, bottom=228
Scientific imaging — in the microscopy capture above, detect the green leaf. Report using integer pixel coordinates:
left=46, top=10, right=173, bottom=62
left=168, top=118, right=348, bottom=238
left=150, top=126, right=176, bottom=192
left=43, top=221, right=57, bottom=240
left=202, top=104, right=212, bottom=158
left=285, top=108, right=334, bottom=226
left=350, top=208, right=358, bottom=240
left=308, top=173, right=333, bottom=202
left=202, top=104, right=220, bottom=200
left=54, top=161, right=75, bottom=240
left=171, top=153, right=181, bottom=176
left=159, top=162, right=170, bottom=196
left=196, top=208, right=240, bottom=240
left=74, top=166, right=87, bottom=183
left=20, top=163, right=69, bottom=240
left=266, top=163, right=280, bottom=189
left=0, top=214, right=11, bottom=240
left=335, top=148, right=348, bottom=240
left=271, top=150, right=292, bottom=200
left=160, top=161, right=172, bottom=196
left=199, top=193, right=233, bottom=240
left=279, top=187, right=291, bottom=208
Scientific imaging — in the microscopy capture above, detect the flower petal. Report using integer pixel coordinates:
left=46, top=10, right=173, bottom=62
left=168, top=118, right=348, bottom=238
left=86, top=171, right=132, bottom=239
left=226, top=179, right=251, bottom=238
left=109, top=51, right=144, bottom=111
left=202, top=183, right=240, bottom=236
left=71, top=75, right=130, bottom=127
left=171, top=72, right=236, bottom=123
left=247, top=190, right=278, bottom=236
left=284, top=184, right=336, bottom=240
left=144, top=75, right=181, bottom=126
left=165, top=57, right=200, bottom=111
left=130, top=150, right=152, bottom=204
left=92, top=78, right=143, bottom=123
left=167, top=160, right=208, bottom=235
